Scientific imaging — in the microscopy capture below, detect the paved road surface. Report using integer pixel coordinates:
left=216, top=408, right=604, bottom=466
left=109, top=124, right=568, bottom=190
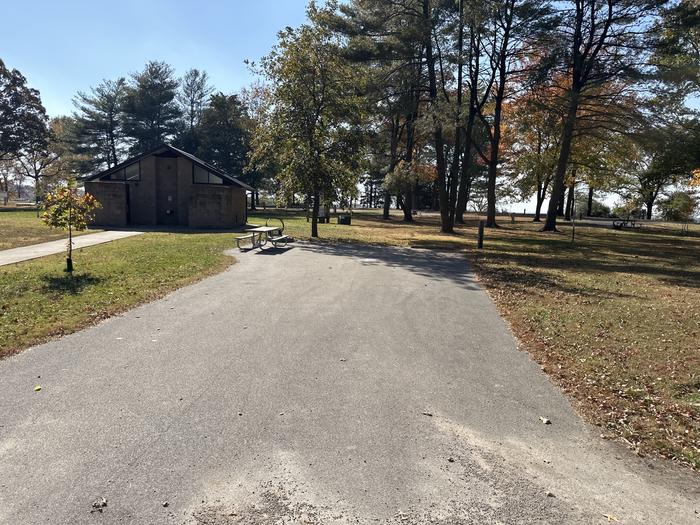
left=0, top=243, right=697, bottom=524
left=0, top=230, right=144, bottom=267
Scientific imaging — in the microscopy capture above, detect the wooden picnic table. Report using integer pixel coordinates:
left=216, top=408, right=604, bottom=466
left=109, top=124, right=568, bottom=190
left=245, top=226, right=282, bottom=248
left=236, top=219, right=290, bottom=250
left=612, top=218, right=639, bottom=230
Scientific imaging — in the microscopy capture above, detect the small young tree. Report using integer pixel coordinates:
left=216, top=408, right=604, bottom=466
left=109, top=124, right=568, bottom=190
left=41, top=180, right=100, bottom=272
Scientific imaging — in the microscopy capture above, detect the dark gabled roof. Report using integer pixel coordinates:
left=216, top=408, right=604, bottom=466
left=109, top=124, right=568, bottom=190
left=83, top=143, right=255, bottom=191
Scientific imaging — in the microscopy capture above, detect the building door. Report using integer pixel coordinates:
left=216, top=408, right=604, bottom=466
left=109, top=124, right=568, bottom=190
left=156, top=157, right=178, bottom=225
left=125, top=184, right=131, bottom=225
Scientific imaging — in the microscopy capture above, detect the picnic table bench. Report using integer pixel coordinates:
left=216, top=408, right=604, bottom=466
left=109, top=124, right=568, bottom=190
left=612, top=218, right=639, bottom=230
left=236, top=218, right=290, bottom=250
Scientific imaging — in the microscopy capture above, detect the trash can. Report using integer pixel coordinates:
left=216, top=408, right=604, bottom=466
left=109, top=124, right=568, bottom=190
left=338, top=214, right=351, bottom=225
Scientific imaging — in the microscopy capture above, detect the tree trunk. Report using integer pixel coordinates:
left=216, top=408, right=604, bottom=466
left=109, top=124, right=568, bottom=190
left=543, top=91, right=579, bottom=231
left=402, top=106, right=417, bottom=224
left=557, top=183, right=566, bottom=216
left=565, top=167, right=577, bottom=221
left=109, top=124, right=118, bottom=169
left=455, top=119, right=475, bottom=224
left=533, top=186, right=544, bottom=222
left=35, top=177, right=40, bottom=217
left=485, top=89, right=506, bottom=228
left=456, top=24, right=481, bottom=225
left=311, top=190, right=320, bottom=237
left=484, top=3, right=513, bottom=228
left=66, top=198, right=73, bottom=273
left=646, top=199, right=653, bottom=220
left=445, top=0, right=465, bottom=231
left=382, top=191, right=391, bottom=219
left=423, top=0, right=450, bottom=232
left=587, top=187, right=594, bottom=216
left=402, top=188, right=413, bottom=222
left=564, top=183, right=574, bottom=221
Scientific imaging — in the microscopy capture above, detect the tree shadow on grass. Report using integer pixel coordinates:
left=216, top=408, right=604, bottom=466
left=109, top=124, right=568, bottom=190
left=474, top=261, right=640, bottom=300
left=480, top=240, right=700, bottom=291
left=41, top=273, right=103, bottom=295
left=409, top=238, right=468, bottom=251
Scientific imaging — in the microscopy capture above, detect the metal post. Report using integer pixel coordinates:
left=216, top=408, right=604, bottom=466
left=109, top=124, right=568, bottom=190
left=478, top=220, right=484, bottom=249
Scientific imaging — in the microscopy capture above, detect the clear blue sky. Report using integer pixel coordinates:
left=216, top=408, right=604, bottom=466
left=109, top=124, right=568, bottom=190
left=1, top=0, right=309, bottom=117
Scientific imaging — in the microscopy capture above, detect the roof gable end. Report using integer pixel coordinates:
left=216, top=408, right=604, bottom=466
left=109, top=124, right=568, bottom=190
left=83, top=144, right=254, bottom=191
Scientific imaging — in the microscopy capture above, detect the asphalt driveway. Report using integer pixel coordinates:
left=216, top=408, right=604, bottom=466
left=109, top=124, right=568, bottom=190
left=0, top=243, right=697, bottom=524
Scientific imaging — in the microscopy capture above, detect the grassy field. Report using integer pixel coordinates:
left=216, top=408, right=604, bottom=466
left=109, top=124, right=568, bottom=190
left=252, top=209, right=700, bottom=468
left=0, top=208, right=101, bottom=250
left=0, top=232, right=234, bottom=358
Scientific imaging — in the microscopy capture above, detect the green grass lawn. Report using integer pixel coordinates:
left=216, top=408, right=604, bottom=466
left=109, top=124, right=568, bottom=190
left=0, top=208, right=100, bottom=250
left=0, top=232, right=234, bottom=357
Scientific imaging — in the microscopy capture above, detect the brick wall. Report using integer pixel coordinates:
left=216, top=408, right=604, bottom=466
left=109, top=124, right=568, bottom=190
left=86, top=151, right=248, bottom=229
left=85, top=182, right=127, bottom=227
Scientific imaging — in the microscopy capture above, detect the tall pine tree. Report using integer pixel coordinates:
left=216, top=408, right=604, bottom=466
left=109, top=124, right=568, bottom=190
left=176, top=68, right=213, bottom=153
left=198, top=93, right=249, bottom=175
left=122, top=61, right=181, bottom=152
left=72, top=77, right=126, bottom=171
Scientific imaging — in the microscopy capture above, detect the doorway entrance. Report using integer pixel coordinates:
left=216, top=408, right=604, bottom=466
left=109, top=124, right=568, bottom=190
left=156, top=156, right=178, bottom=225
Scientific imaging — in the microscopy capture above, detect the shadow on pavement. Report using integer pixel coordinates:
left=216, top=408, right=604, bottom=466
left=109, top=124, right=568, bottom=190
left=301, top=241, right=480, bottom=290
left=253, top=246, right=295, bottom=255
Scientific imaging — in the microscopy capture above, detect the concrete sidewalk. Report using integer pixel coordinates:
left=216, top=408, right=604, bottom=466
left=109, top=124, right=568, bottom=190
left=0, top=230, right=144, bottom=267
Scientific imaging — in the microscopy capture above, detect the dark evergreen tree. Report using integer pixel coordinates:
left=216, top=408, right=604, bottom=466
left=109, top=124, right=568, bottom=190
left=176, top=68, right=213, bottom=153
left=122, top=61, right=181, bottom=152
left=652, top=0, right=700, bottom=99
left=71, top=78, right=126, bottom=171
left=198, top=93, right=249, bottom=176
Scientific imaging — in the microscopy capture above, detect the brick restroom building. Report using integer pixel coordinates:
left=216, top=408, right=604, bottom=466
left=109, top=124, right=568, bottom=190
left=83, top=144, right=254, bottom=228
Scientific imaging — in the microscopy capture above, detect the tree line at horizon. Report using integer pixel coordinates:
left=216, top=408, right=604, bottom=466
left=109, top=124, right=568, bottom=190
left=1, top=0, right=700, bottom=234
left=0, top=60, right=264, bottom=206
